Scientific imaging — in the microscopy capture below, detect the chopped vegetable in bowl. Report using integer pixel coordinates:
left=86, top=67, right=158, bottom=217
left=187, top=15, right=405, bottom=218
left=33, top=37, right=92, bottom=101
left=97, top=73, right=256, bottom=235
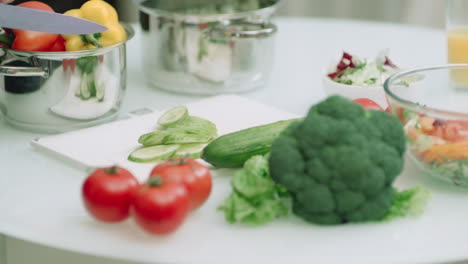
left=327, top=50, right=401, bottom=87
left=384, top=64, right=468, bottom=187
left=398, top=108, right=468, bottom=186
left=322, top=50, right=404, bottom=108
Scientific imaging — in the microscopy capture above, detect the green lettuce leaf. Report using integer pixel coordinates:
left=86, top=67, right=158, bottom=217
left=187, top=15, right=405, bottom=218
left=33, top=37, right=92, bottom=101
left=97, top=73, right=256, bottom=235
left=382, top=186, right=431, bottom=221
left=218, top=155, right=290, bottom=226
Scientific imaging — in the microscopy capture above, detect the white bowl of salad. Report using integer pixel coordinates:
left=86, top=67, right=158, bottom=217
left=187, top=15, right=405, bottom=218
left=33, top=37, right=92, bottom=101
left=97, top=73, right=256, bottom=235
left=323, top=50, right=401, bottom=108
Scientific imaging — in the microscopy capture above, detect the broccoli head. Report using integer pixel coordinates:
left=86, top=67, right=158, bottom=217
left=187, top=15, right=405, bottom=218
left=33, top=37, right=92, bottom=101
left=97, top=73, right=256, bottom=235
left=268, top=96, right=406, bottom=225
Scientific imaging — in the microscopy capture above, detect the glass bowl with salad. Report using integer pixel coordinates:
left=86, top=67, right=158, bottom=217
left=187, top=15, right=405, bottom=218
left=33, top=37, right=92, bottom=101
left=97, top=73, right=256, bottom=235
left=384, top=64, right=468, bottom=187
left=323, top=50, right=401, bottom=108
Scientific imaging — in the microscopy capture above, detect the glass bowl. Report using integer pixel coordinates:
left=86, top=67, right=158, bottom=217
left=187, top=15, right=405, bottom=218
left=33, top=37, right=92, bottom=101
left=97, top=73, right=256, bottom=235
left=384, top=64, right=468, bottom=187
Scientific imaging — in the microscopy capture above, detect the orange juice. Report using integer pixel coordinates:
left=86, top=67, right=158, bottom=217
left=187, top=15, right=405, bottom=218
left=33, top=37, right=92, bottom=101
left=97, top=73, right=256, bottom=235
left=447, top=27, right=468, bottom=85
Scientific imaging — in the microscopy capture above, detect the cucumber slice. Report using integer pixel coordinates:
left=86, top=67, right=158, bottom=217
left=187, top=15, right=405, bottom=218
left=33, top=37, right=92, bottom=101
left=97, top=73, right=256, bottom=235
left=138, top=131, right=155, bottom=144
left=166, top=116, right=217, bottom=137
left=138, top=130, right=169, bottom=146
left=158, top=106, right=188, bottom=127
left=128, top=144, right=180, bottom=163
left=162, top=129, right=213, bottom=145
left=174, top=143, right=207, bottom=159
left=139, top=128, right=214, bottom=146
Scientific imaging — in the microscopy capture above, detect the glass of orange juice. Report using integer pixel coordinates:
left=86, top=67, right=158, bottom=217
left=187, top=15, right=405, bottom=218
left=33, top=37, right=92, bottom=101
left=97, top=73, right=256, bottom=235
left=447, top=0, right=468, bottom=87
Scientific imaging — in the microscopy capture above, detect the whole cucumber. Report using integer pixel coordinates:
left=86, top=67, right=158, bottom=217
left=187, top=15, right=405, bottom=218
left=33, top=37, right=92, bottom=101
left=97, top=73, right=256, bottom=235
left=201, top=118, right=301, bottom=168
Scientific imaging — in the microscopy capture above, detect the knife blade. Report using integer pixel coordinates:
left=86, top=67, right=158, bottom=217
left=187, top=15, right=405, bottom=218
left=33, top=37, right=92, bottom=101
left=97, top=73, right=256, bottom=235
left=0, top=4, right=107, bottom=34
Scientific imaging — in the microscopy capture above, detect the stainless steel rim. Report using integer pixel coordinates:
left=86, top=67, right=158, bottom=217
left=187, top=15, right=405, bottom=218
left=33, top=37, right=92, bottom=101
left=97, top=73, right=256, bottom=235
left=138, top=0, right=281, bottom=23
left=210, top=22, right=277, bottom=39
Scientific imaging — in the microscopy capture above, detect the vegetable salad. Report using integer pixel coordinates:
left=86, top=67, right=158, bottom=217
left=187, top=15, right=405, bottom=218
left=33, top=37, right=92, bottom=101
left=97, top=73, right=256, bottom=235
left=399, top=108, right=468, bottom=185
left=327, top=50, right=401, bottom=87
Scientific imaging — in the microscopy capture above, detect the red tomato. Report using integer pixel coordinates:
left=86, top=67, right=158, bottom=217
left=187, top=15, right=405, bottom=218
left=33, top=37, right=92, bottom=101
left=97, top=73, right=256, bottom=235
left=352, top=98, right=383, bottom=111
left=11, top=1, right=59, bottom=52
left=385, top=106, right=392, bottom=113
left=48, top=36, right=66, bottom=52
left=82, top=166, right=139, bottom=222
left=429, top=120, right=468, bottom=142
left=131, top=177, right=190, bottom=235
left=150, top=158, right=212, bottom=211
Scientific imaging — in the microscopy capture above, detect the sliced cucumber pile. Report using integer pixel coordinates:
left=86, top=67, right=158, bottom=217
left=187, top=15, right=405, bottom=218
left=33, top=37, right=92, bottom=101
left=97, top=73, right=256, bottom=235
left=128, top=106, right=217, bottom=163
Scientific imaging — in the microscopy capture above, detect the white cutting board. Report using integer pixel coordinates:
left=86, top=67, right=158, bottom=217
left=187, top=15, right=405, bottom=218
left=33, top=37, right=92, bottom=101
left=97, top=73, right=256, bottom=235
left=32, top=95, right=299, bottom=181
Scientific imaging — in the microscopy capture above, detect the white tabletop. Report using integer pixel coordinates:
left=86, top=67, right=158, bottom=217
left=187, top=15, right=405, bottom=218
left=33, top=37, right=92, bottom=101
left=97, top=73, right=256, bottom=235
left=0, top=17, right=453, bottom=264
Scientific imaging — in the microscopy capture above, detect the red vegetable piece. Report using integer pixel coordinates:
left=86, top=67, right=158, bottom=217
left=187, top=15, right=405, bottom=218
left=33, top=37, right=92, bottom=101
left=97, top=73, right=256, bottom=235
left=384, top=56, right=398, bottom=68
left=11, top=1, right=59, bottom=52
left=131, top=177, right=190, bottom=235
left=328, top=51, right=356, bottom=79
left=150, top=158, right=212, bottom=211
left=82, top=166, right=139, bottom=222
left=48, top=36, right=66, bottom=52
left=62, top=59, right=76, bottom=72
left=352, top=98, right=384, bottom=111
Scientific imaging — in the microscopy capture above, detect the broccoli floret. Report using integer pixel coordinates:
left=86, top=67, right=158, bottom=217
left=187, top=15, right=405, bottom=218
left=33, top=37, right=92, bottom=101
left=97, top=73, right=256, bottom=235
left=269, top=96, right=406, bottom=225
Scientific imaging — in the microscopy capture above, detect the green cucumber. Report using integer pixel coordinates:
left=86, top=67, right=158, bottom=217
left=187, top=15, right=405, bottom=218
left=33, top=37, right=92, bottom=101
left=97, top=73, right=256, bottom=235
left=201, top=119, right=301, bottom=168
left=158, top=106, right=188, bottom=127
left=174, top=143, right=208, bottom=159
left=128, top=144, right=180, bottom=163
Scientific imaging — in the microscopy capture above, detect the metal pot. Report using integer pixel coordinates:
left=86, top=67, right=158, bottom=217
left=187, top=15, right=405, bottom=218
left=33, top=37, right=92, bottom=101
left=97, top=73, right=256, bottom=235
left=0, top=24, right=134, bottom=133
left=138, top=0, right=279, bottom=95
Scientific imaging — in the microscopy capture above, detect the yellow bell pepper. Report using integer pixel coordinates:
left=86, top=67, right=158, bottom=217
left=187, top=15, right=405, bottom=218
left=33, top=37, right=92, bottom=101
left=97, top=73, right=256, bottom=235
left=62, top=0, right=127, bottom=51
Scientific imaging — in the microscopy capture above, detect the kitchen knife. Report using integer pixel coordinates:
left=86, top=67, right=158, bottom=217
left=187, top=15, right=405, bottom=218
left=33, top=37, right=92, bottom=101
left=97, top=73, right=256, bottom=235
left=0, top=4, right=107, bottom=34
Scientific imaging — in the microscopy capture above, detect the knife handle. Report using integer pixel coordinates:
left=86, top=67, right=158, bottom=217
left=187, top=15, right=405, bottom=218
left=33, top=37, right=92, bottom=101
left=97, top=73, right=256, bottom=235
left=0, top=65, right=48, bottom=77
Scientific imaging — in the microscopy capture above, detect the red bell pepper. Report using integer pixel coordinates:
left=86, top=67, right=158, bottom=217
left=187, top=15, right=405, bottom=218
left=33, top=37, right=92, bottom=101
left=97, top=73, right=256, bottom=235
left=48, top=36, right=66, bottom=52
left=10, top=1, right=65, bottom=52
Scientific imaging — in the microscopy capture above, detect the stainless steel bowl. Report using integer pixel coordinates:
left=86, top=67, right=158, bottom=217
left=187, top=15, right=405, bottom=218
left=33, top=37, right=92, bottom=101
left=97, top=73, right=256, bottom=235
left=138, top=0, right=279, bottom=95
left=0, top=24, right=134, bottom=133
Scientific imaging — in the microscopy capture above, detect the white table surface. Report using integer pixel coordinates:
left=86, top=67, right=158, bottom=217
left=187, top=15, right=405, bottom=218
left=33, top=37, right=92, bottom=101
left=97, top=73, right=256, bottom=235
left=0, top=17, right=453, bottom=264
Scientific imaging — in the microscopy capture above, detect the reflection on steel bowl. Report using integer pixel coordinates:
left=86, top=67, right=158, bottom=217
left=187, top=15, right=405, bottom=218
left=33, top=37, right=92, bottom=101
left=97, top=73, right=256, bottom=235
left=138, top=0, right=279, bottom=95
left=0, top=24, right=134, bottom=133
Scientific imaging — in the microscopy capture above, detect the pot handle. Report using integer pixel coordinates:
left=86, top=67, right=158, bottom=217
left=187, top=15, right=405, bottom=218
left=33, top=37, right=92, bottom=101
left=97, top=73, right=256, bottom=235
left=0, top=65, right=48, bottom=77
left=210, top=22, right=277, bottom=40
